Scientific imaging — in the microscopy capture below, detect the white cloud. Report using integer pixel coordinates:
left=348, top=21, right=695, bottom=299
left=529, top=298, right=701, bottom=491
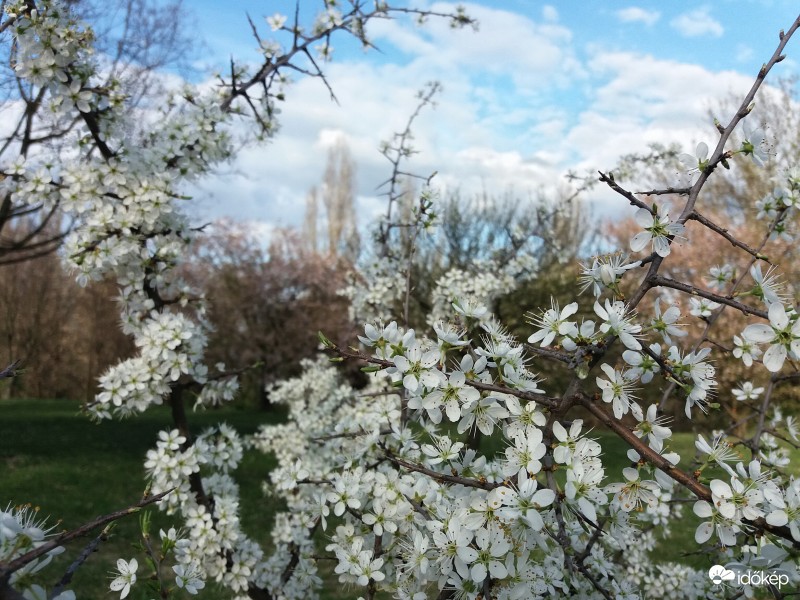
left=542, top=5, right=559, bottom=22
left=670, top=7, right=724, bottom=38
left=616, top=7, right=661, bottom=27
left=559, top=51, right=766, bottom=214
left=736, top=43, right=754, bottom=63
left=187, top=2, right=779, bottom=233
left=367, top=2, right=582, bottom=89
left=572, top=52, right=754, bottom=149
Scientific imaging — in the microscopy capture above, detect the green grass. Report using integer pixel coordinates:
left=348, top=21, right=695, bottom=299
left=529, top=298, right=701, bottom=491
left=2, top=398, right=798, bottom=598
left=0, top=398, right=284, bottom=599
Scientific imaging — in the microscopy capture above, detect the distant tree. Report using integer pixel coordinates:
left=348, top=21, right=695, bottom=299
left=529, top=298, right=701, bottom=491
left=0, top=221, right=131, bottom=399
left=303, top=139, right=360, bottom=261
left=431, top=187, right=592, bottom=270
left=404, top=186, right=595, bottom=326
left=303, top=185, right=320, bottom=255
left=184, top=219, right=360, bottom=407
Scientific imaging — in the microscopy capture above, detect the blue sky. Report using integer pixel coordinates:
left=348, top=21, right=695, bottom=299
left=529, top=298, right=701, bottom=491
left=179, top=1, right=800, bottom=236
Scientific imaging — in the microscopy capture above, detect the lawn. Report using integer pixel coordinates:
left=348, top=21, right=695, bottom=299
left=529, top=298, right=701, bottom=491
left=0, top=398, right=284, bottom=599
left=1, top=397, right=797, bottom=598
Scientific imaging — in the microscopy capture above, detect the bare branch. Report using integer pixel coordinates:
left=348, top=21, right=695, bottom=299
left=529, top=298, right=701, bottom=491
left=688, top=210, right=772, bottom=263
left=650, top=274, right=768, bottom=318
left=0, top=490, right=173, bottom=581
left=382, top=445, right=502, bottom=491
left=0, top=360, right=20, bottom=379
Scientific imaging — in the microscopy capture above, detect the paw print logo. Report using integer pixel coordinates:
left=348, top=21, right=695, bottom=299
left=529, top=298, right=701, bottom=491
left=708, top=565, right=736, bottom=585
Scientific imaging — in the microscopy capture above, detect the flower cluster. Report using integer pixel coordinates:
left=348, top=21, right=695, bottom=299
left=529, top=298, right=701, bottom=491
left=5, top=1, right=800, bottom=599
left=249, top=306, right=739, bottom=598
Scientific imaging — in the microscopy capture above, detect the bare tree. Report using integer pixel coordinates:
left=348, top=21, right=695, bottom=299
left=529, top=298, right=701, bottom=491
left=321, top=139, right=360, bottom=260
left=0, top=222, right=131, bottom=400
left=303, top=186, right=320, bottom=254
left=301, top=140, right=361, bottom=260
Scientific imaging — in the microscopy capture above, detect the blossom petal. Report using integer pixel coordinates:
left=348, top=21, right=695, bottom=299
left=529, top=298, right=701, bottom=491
left=630, top=231, right=651, bottom=252
left=769, top=302, right=789, bottom=329
left=695, top=521, right=713, bottom=544
left=693, top=500, right=712, bottom=518
left=742, top=323, right=773, bottom=343
left=763, top=343, right=787, bottom=372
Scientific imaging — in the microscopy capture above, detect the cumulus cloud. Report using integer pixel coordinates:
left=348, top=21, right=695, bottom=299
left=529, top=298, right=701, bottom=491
left=542, top=5, right=559, bottom=22
left=366, top=2, right=583, bottom=91
left=188, top=2, right=776, bottom=230
left=736, top=44, right=754, bottom=63
left=616, top=7, right=661, bottom=27
left=670, top=7, right=724, bottom=38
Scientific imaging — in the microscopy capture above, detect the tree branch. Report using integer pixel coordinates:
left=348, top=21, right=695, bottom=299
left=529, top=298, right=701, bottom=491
left=0, top=490, right=173, bottom=582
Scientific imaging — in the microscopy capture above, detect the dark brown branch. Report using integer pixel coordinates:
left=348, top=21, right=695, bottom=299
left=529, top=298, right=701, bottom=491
left=382, top=446, right=501, bottom=490
left=168, top=385, right=211, bottom=510
left=523, top=343, right=573, bottom=364
left=0, top=7, right=21, bottom=34
left=636, top=186, right=691, bottom=196
left=575, top=562, right=614, bottom=600
left=49, top=526, right=110, bottom=599
left=650, top=274, right=768, bottom=319
left=678, top=15, right=800, bottom=224
left=311, top=428, right=391, bottom=443
left=329, top=343, right=559, bottom=410
left=579, top=393, right=710, bottom=498
left=0, top=490, right=172, bottom=582
left=598, top=171, right=652, bottom=212
left=688, top=211, right=771, bottom=263
left=752, top=377, right=777, bottom=451
left=577, top=393, right=800, bottom=547
left=468, top=378, right=558, bottom=409
left=78, top=107, right=116, bottom=160
left=575, top=518, right=607, bottom=565
left=658, top=208, right=787, bottom=409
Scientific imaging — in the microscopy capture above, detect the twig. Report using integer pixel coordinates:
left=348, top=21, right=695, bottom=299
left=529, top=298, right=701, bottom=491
left=49, top=526, right=111, bottom=599
left=658, top=207, right=787, bottom=409
left=752, top=377, right=776, bottom=451
left=578, top=393, right=800, bottom=547
left=688, top=210, right=771, bottom=263
left=382, top=446, right=501, bottom=491
left=0, top=360, right=20, bottom=379
left=636, top=186, right=691, bottom=196
left=329, top=343, right=559, bottom=410
left=650, top=274, right=768, bottom=318
left=0, top=490, right=173, bottom=581
left=598, top=171, right=652, bottom=212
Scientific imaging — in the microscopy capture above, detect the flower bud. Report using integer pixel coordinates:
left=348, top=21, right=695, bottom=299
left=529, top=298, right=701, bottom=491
left=599, top=264, right=616, bottom=286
